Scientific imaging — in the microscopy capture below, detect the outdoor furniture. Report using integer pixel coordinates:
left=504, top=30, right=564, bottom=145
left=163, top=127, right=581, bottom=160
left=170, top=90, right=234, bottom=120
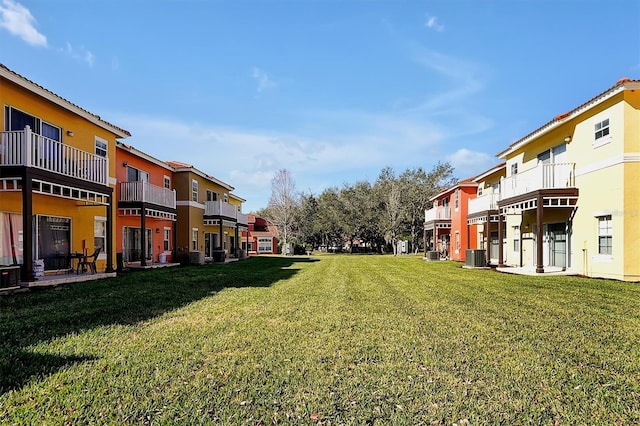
left=70, top=252, right=84, bottom=274
left=77, top=247, right=101, bottom=274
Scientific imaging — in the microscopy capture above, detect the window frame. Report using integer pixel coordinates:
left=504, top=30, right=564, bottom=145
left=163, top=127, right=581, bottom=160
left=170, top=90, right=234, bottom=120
left=163, top=175, right=171, bottom=189
left=192, top=228, right=198, bottom=251
left=94, top=216, right=107, bottom=259
left=597, top=215, right=612, bottom=256
left=593, top=118, right=611, bottom=148
left=95, top=136, right=108, bottom=157
left=163, top=227, right=171, bottom=252
left=192, top=180, right=198, bottom=202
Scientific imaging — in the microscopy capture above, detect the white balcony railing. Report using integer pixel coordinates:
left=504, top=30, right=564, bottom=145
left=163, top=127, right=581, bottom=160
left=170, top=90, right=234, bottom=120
left=501, top=162, right=575, bottom=200
left=237, top=212, right=248, bottom=225
left=120, top=181, right=176, bottom=209
left=424, top=206, right=451, bottom=222
left=0, top=127, right=108, bottom=185
left=468, top=192, right=501, bottom=215
left=205, top=200, right=247, bottom=224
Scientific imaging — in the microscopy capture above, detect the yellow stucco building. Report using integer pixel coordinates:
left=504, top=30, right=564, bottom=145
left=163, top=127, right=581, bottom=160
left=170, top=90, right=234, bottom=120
left=496, top=78, right=640, bottom=281
left=0, top=64, right=130, bottom=281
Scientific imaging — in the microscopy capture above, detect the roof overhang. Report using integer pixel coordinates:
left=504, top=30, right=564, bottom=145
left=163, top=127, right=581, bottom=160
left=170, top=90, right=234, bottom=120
left=497, top=79, right=640, bottom=159
left=0, top=64, right=131, bottom=139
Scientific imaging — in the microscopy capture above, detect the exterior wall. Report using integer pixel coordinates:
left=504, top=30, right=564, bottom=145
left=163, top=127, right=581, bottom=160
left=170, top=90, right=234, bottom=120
left=1, top=74, right=123, bottom=275
left=115, top=147, right=175, bottom=264
left=500, top=87, right=640, bottom=281
left=1, top=192, right=109, bottom=271
left=172, top=169, right=243, bottom=259
left=450, top=186, right=477, bottom=261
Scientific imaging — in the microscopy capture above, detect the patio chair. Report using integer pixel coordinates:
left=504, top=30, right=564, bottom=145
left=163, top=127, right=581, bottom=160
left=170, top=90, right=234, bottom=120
left=77, top=247, right=101, bottom=274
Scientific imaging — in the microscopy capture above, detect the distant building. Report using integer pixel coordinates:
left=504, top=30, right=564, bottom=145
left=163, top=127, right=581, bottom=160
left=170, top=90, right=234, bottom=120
left=243, top=214, right=279, bottom=255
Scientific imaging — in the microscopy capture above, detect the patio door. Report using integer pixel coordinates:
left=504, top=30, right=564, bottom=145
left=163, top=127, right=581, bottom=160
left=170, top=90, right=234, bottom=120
left=123, top=227, right=152, bottom=262
left=204, top=232, right=219, bottom=257
left=489, top=231, right=499, bottom=262
left=548, top=223, right=567, bottom=269
left=36, top=215, right=70, bottom=271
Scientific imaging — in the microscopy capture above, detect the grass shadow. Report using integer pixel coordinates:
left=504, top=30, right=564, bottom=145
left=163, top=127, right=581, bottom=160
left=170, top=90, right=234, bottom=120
left=0, top=256, right=312, bottom=393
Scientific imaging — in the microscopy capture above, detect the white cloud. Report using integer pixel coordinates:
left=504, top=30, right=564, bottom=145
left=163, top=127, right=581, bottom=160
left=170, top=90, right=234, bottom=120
left=252, top=67, right=276, bottom=93
left=446, top=148, right=496, bottom=178
left=108, top=110, right=446, bottom=212
left=425, top=15, right=444, bottom=32
left=0, top=0, right=46, bottom=46
left=63, top=42, right=95, bottom=67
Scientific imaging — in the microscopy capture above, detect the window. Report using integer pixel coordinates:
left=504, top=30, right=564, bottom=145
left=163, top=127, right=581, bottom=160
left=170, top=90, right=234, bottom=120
left=163, top=228, right=171, bottom=251
left=206, top=190, right=217, bottom=202
left=513, top=227, right=520, bottom=252
left=192, top=228, right=198, bottom=251
left=455, top=231, right=460, bottom=251
left=477, top=185, right=483, bottom=197
left=94, top=217, right=106, bottom=256
left=164, top=176, right=171, bottom=189
left=192, top=180, right=198, bottom=202
left=258, top=237, right=272, bottom=253
left=5, top=106, right=61, bottom=141
left=595, top=119, right=609, bottom=140
left=223, top=193, right=229, bottom=203
left=455, top=189, right=459, bottom=210
left=511, top=163, right=518, bottom=175
left=597, top=215, right=612, bottom=255
left=126, top=166, right=149, bottom=182
left=95, top=137, right=108, bottom=157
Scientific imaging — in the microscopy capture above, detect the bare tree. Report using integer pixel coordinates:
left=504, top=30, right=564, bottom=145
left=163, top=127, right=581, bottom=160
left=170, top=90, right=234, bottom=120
left=266, top=169, right=298, bottom=255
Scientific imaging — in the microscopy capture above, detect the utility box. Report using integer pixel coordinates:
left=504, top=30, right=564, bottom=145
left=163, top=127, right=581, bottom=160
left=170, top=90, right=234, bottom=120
left=0, top=265, right=20, bottom=288
left=465, top=249, right=486, bottom=267
left=426, top=251, right=440, bottom=261
left=189, top=251, right=204, bottom=265
left=212, top=250, right=226, bottom=263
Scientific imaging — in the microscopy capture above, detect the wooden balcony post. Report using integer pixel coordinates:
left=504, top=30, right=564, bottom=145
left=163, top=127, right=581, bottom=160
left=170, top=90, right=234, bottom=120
left=23, top=126, right=32, bottom=166
left=105, top=195, right=115, bottom=273
left=21, top=169, right=34, bottom=281
left=535, top=195, right=544, bottom=273
left=498, top=210, right=504, bottom=267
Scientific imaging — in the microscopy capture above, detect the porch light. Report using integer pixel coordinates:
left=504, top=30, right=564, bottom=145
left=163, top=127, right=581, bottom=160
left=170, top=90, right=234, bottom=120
left=66, top=130, right=74, bottom=137
left=564, top=135, right=572, bottom=143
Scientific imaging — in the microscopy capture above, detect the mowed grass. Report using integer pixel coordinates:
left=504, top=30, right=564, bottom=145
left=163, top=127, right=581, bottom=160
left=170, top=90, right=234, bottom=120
left=1, top=255, right=640, bottom=424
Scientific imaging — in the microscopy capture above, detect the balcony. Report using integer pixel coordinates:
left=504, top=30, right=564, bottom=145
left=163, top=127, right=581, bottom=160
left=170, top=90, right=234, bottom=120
left=237, top=212, right=248, bottom=226
left=120, top=181, right=176, bottom=209
left=468, top=192, right=501, bottom=216
left=205, top=201, right=247, bottom=225
left=424, top=206, right=451, bottom=222
left=501, top=162, right=575, bottom=200
left=1, top=127, right=108, bottom=185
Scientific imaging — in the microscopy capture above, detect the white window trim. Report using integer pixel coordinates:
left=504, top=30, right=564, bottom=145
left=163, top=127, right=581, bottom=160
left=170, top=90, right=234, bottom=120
left=95, top=136, right=108, bottom=157
left=593, top=118, right=611, bottom=148
left=94, top=215, right=107, bottom=260
left=192, top=179, right=198, bottom=202
left=192, top=228, right=198, bottom=251
left=163, top=175, right=171, bottom=189
left=163, top=227, right=172, bottom=253
left=596, top=214, right=612, bottom=257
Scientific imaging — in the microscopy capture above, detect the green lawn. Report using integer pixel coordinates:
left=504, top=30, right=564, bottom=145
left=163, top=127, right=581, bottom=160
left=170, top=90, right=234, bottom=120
left=1, top=255, right=639, bottom=424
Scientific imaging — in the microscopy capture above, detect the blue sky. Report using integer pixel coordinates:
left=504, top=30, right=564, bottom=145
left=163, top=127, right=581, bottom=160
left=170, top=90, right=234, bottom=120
left=1, top=0, right=638, bottom=212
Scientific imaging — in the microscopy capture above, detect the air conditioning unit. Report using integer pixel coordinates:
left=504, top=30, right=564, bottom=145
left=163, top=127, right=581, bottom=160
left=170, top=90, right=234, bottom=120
left=465, top=249, right=486, bottom=267
left=425, top=251, right=440, bottom=261
left=189, top=251, right=204, bottom=265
